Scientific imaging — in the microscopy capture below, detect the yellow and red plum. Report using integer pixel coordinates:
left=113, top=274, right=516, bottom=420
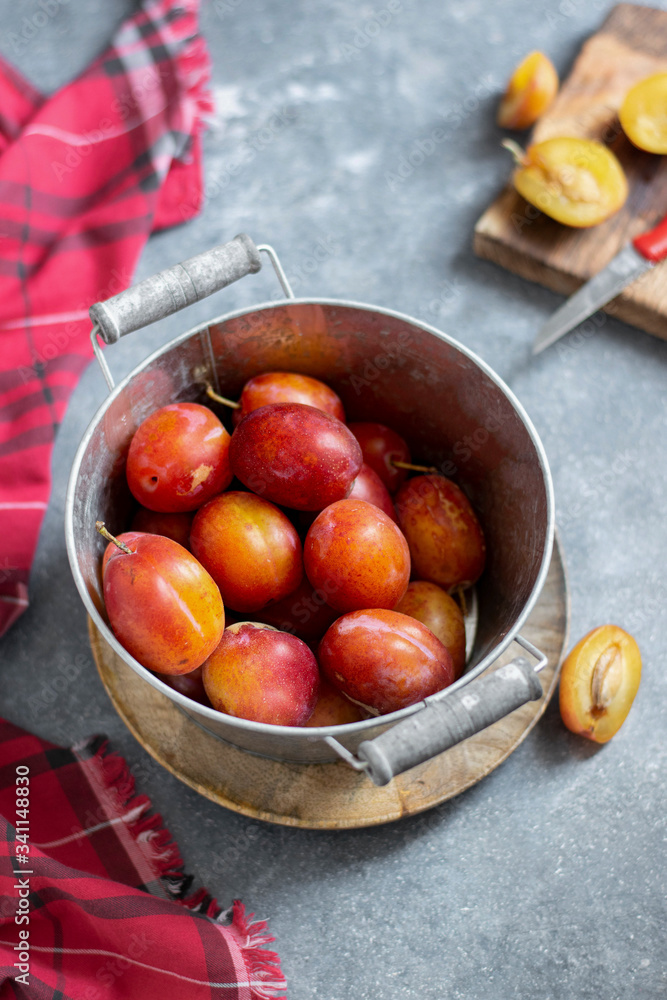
left=319, top=609, right=455, bottom=715
left=251, top=576, right=339, bottom=641
left=202, top=622, right=319, bottom=726
left=395, top=474, right=486, bottom=592
left=158, top=665, right=211, bottom=706
left=190, top=492, right=303, bottom=613
left=395, top=580, right=467, bottom=678
left=233, top=371, right=345, bottom=426
left=230, top=402, right=362, bottom=511
left=304, top=678, right=369, bottom=727
left=304, top=498, right=410, bottom=613
left=126, top=402, right=232, bottom=513
left=102, top=531, right=145, bottom=576
left=103, top=533, right=224, bottom=675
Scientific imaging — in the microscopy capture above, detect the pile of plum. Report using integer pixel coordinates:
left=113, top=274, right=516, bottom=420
left=99, top=371, right=486, bottom=728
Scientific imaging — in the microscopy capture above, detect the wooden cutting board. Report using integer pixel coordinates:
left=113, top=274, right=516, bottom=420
left=474, top=4, right=667, bottom=341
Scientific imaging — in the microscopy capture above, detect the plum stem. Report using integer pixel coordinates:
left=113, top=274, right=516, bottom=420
left=96, top=520, right=133, bottom=555
left=206, top=385, right=240, bottom=409
left=455, top=585, right=468, bottom=617
left=501, top=138, right=528, bottom=166
left=392, top=459, right=439, bottom=474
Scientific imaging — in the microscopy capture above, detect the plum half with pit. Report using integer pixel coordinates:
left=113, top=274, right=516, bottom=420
left=559, top=625, right=641, bottom=743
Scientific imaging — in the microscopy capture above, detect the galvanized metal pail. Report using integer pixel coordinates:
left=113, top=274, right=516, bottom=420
left=66, top=235, right=554, bottom=785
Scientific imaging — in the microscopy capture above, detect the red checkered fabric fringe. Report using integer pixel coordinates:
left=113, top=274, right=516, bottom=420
left=0, top=0, right=213, bottom=636
left=0, top=719, right=286, bottom=999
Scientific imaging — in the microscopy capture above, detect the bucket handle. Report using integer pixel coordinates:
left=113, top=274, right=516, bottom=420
left=88, top=235, right=293, bottom=389
left=325, top=634, right=547, bottom=786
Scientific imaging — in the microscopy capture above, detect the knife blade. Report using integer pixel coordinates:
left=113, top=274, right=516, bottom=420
left=533, top=211, right=667, bottom=354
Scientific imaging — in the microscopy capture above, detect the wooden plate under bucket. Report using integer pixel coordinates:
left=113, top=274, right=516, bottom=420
left=89, top=538, right=569, bottom=829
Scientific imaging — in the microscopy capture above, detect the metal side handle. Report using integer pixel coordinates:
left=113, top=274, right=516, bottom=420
left=327, top=653, right=544, bottom=787
left=89, top=233, right=262, bottom=345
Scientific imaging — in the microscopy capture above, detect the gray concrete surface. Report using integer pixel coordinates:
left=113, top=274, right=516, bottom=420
left=1, top=1, right=666, bottom=997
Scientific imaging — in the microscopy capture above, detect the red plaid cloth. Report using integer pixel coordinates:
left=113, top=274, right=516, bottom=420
left=0, top=719, right=286, bottom=999
left=0, top=0, right=213, bottom=636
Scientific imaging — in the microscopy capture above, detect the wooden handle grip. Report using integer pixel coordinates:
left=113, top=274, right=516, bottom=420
left=89, top=234, right=262, bottom=344
left=356, top=658, right=544, bottom=786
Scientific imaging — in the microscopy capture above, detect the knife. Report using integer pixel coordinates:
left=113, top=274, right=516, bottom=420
left=533, top=213, right=667, bottom=354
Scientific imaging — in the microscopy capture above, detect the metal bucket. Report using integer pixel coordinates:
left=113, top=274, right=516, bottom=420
left=66, top=235, right=554, bottom=785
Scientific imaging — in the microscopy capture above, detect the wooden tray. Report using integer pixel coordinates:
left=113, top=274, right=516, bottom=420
left=474, top=4, right=667, bottom=341
left=89, top=537, right=569, bottom=830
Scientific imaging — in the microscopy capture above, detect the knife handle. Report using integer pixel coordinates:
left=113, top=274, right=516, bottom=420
left=632, top=214, right=667, bottom=262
